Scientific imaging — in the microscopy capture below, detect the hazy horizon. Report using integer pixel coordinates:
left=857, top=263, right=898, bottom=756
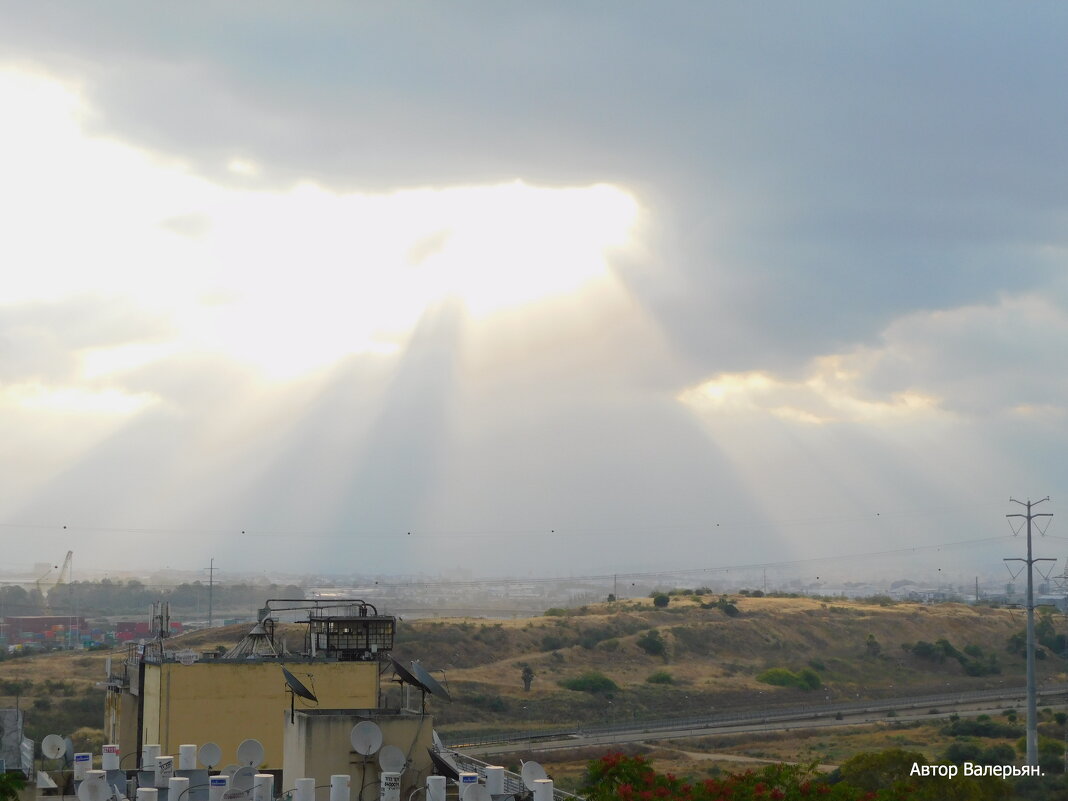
left=1, top=4, right=1065, bottom=578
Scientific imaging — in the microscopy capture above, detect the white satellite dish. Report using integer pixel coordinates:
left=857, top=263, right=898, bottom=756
left=521, top=762, right=547, bottom=790
left=350, top=722, right=383, bottom=756
left=236, top=739, right=265, bottom=768
left=77, top=776, right=109, bottom=801
left=198, top=743, right=222, bottom=769
left=41, top=734, right=65, bottom=760
left=231, top=767, right=256, bottom=792
left=462, top=786, right=491, bottom=801
left=378, top=745, right=405, bottom=774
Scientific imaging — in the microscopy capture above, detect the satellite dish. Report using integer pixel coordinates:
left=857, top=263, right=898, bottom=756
left=231, top=767, right=256, bottom=792
left=521, top=762, right=547, bottom=790
left=410, top=661, right=451, bottom=702
left=431, top=730, right=444, bottom=751
left=199, top=743, right=222, bottom=769
left=378, top=745, right=405, bottom=773
left=427, top=749, right=459, bottom=781
left=77, top=777, right=109, bottom=801
left=65, top=737, right=75, bottom=762
left=462, top=786, right=491, bottom=801
left=389, top=657, right=424, bottom=691
left=222, top=765, right=241, bottom=779
left=42, top=735, right=65, bottom=760
left=350, top=722, right=383, bottom=756
left=281, top=667, right=318, bottom=702
left=236, top=739, right=265, bottom=768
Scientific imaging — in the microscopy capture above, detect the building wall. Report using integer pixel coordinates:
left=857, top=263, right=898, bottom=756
left=282, top=710, right=433, bottom=799
left=137, top=661, right=379, bottom=769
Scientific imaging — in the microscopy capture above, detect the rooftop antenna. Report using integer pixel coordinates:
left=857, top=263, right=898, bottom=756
left=349, top=722, right=383, bottom=801
left=349, top=722, right=383, bottom=756
left=77, top=771, right=110, bottom=801
left=198, top=743, right=222, bottom=771
left=521, top=761, right=547, bottom=791
left=231, top=767, right=257, bottom=794
left=377, top=745, right=405, bottom=775
left=41, top=733, right=65, bottom=771
left=282, top=666, right=318, bottom=723
left=236, top=739, right=265, bottom=769
left=390, top=657, right=449, bottom=712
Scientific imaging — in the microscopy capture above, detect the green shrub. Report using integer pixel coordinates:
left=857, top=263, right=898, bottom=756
left=560, top=671, right=618, bottom=694
left=756, top=667, right=821, bottom=691
left=646, top=670, right=674, bottom=685
left=636, top=629, right=666, bottom=657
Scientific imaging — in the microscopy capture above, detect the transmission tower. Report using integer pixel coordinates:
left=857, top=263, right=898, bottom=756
left=1005, top=497, right=1054, bottom=769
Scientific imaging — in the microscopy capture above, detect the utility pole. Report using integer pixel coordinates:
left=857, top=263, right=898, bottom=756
left=205, top=558, right=217, bottom=629
left=1006, top=497, right=1054, bottom=768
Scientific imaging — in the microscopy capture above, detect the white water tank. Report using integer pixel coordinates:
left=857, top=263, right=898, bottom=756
left=208, top=774, right=230, bottom=801
left=169, top=776, right=190, bottom=801
left=426, top=775, right=446, bottom=801
left=484, top=766, right=504, bottom=794
left=329, top=774, right=349, bottom=801
left=102, top=745, right=120, bottom=771
left=253, top=774, right=274, bottom=801
left=295, top=777, right=316, bottom=801
left=155, top=756, right=174, bottom=788
left=74, top=753, right=91, bottom=781
left=379, top=773, right=400, bottom=801
left=178, top=745, right=197, bottom=770
left=533, top=779, right=554, bottom=801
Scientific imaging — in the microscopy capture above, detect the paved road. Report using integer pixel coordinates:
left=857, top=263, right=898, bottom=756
left=455, top=684, right=1068, bottom=757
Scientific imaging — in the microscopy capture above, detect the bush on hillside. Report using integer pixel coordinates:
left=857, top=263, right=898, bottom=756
left=559, top=671, right=618, bottom=694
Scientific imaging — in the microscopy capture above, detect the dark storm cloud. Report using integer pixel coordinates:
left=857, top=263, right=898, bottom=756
left=5, top=3, right=1067, bottom=372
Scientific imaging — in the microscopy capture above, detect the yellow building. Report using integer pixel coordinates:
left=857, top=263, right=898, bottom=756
left=104, top=601, right=396, bottom=770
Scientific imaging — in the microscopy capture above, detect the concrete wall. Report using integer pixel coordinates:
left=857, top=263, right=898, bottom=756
left=129, top=661, right=379, bottom=769
left=282, top=710, right=433, bottom=800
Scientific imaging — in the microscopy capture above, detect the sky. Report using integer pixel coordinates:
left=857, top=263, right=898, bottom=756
left=1, top=3, right=1066, bottom=584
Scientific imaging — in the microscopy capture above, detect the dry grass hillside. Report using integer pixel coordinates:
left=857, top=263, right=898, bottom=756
left=389, top=594, right=1065, bottom=735
left=2, top=593, right=1063, bottom=747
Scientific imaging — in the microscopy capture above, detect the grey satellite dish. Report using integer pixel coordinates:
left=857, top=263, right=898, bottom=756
left=231, top=767, right=256, bottom=792
left=462, top=786, right=491, bottom=801
left=198, top=743, right=222, bottom=769
left=281, top=667, right=317, bottom=702
left=410, top=661, right=451, bottom=702
left=282, top=666, right=318, bottom=723
left=521, top=762, right=547, bottom=790
left=77, top=776, right=109, bottom=801
left=350, top=722, right=383, bottom=756
left=222, top=765, right=240, bottom=779
left=378, top=745, right=405, bottom=774
left=389, top=657, right=424, bottom=690
left=41, top=735, right=65, bottom=760
left=236, top=739, right=265, bottom=768
left=427, top=750, right=459, bottom=781
left=65, top=737, right=75, bottom=762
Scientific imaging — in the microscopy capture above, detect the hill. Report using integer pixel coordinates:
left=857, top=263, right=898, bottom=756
left=1, top=593, right=1061, bottom=748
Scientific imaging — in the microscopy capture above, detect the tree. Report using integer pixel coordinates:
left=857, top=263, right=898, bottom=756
left=651, top=593, right=669, bottom=608
left=0, top=772, right=26, bottom=801
left=521, top=665, right=534, bottom=691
